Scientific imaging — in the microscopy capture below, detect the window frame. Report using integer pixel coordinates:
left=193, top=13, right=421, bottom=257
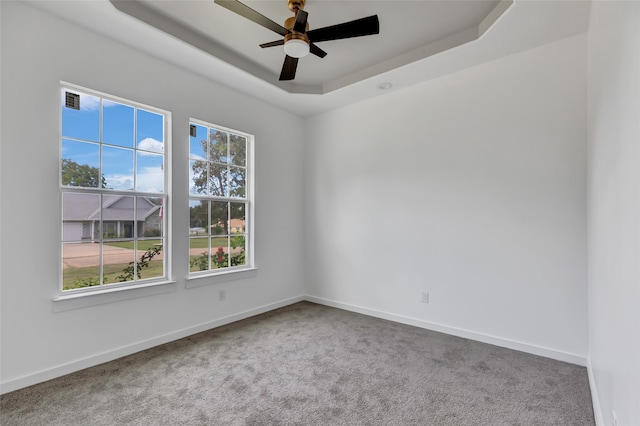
left=187, top=118, right=255, bottom=282
left=57, top=82, right=172, bottom=298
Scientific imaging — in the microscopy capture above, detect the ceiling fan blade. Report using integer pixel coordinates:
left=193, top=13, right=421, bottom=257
left=279, top=55, right=299, bottom=81
left=260, top=40, right=285, bottom=48
left=307, top=15, right=379, bottom=43
left=214, top=0, right=288, bottom=36
left=293, top=9, right=308, bottom=33
left=310, top=43, right=327, bottom=58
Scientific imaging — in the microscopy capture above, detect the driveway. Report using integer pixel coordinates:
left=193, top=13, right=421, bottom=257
left=62, top=243, right=164, bottom=269
left=62, top=243, right=238, bottom=269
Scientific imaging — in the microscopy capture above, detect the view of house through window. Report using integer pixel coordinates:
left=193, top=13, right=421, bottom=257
left=60, top=85, right=168, bottom=292
left=189, top=120, right=251, bottom=274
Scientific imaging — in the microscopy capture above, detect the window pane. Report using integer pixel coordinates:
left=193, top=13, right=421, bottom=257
left=190, top=238, right=209, bottom=272
left=230, top=234, right=246, bottom=267
left=209, top=163, right=228, bottom=197
left=189, top=199, right=209, bottom=235
left=210, top=201, right=228, bottom=235
left=229, top=166, right=246, bottom=199
left=60, top=153, right=105, bottom=188
left=209, top=129, right=228, bottom=164
left=211, top=238, right=229, bottom=269
left=62, top=242, right=101, bottom=290
left=230, top=203, right=246, bottom=267
left=62, top=139, right=100, bottom=169
left=103, top=100, right=134, bottom=148
left=190, top=159, right=208, bottom=195
left=137, top=136, right=164, bottom=154
left=137, top=109, right=164, bottom=149
left=136, top=152, right=164, bottom=193
left=229, top=134, right=246, bottom=167
left=103, top=241, right=135, bottom=284
left=189, top=124, right=208, bottom=160
left=135, top=240, right=163, bottom=281
left=102, top=146, right=134, bottom=190
left=102, top=195, right=134, bottom=239
left=138, top=196, right=164, bottom=238
left=62, top=193, right=100, bottom=241
left=230, top=202, right=245, bottom=233
left=61, top=90, right=100, bottom=142
left=61, top=140, right=101, bottom=188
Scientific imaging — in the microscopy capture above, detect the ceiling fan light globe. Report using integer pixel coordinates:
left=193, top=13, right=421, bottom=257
left=284, top=39, right=309, bottom=58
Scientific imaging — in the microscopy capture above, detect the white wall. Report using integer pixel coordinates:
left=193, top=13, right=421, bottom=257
left=9, top=2, right=630, bottom=410
left=0, top=2, right=305, bottom=392
left=304, top=34, right=588, bottom=363
left=587, top=2, right=640, bottom=425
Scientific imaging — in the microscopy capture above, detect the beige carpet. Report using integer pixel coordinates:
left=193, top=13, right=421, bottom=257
left=0, top=301, right=594, bottom=425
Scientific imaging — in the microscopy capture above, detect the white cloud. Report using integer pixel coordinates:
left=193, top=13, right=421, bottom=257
left=80, top=93, right=101, bottom=111
left=105, top=166, right=164, bottom=193
left=138, top=138, right=164, bottom=154
left=135, top=166, right=164, bottom=194
left=105, top=175, right=134, bottom=191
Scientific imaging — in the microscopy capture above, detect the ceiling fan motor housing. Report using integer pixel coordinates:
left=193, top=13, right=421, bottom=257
left=284, top=5, right=310, bottom=57
left=287, top=0, right=305, bottom=12
left=284, top=15, right=310, bottom=38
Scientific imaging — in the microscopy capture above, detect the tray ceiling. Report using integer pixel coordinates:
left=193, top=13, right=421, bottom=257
left=110, top=0, right=509, bottom=94
left=23, top=0, right=592, bottom=116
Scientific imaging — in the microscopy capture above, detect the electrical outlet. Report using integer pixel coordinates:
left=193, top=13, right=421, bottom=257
left=421, top=291, right=429, bottom=304
left=218, top=289, right=226, bottom=301
left=611, top=410, right=618, bottom=426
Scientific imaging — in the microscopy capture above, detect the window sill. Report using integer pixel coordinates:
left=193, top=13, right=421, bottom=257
left=186, top=267, right=258, bottom=289
left=53, top=280, right=177, bottom=312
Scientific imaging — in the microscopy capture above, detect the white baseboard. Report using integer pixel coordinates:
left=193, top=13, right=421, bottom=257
left=0, top=295, right=305, bottom=395
left=586, top=357, right=604, bottom=426
left=305, top=295, right=588, bottom=367
left=1, top=294, right=589, bottom=395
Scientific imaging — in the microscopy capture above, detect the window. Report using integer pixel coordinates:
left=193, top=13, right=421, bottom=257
left=188, top=120, right=253, bottom=276
left=60, top=84, right=169, bottom=293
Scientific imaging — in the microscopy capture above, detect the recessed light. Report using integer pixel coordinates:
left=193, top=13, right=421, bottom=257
left=377, top=82, right=393, bottom=90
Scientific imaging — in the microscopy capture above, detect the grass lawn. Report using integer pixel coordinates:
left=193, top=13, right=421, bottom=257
left=63, top=260, right=164, bottom=290
left=105, top=239, right=163, bottom=250
left=64, top=238, right=244, bottom=290
left=189, top=237, right=229, bottom=249
left=105, top=238, right=233, bottom=250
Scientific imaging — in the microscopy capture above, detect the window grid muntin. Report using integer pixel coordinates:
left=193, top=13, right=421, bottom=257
left=60, top=84, right=168, bottom=293
left=189, top=119, right=251, bottom=276
left=61, top=190, right=167, bottom=291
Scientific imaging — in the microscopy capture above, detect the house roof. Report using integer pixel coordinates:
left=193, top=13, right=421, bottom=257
left=63, top=193, right=161, bottom=221
left=229, top=218, right=244, bottom=227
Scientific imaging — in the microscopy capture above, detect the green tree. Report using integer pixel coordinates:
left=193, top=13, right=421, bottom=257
left=61, top=159, right=106, bottom=188
left=190, top=201, right=208, bottom=229
left=191, top=130, right=246, bottom=235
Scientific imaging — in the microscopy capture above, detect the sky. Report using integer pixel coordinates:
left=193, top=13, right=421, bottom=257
left=61, top=88, right=248, bottom=201
left=61, top=90, right=165, bottom=193
left=188, top=123, right=247, bottom=198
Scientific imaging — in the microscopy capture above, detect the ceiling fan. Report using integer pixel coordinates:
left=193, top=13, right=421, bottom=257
left=214, top=0, right=380, bottom=81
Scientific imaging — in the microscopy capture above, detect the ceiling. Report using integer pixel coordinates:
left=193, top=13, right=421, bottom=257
left=109, top=0, right=508, bottom=93
left=25, top=0, right=591, bottom=117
